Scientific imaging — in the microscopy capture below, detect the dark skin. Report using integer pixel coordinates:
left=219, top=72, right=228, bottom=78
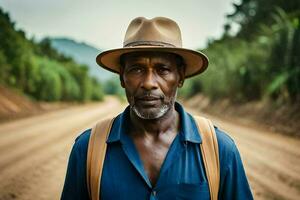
left=120, top=51, right=185, bottom=186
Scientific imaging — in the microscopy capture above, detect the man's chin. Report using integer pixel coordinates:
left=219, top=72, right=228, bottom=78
left=132, top=105, right=170, bottom=120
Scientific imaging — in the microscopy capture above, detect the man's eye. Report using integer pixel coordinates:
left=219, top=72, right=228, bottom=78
left=128, top=66, right=143, bottom=74
left=158, top=67, right=171, bottom=74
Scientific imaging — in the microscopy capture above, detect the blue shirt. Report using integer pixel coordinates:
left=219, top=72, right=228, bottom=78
left=61, top=103, right=253, bottom=200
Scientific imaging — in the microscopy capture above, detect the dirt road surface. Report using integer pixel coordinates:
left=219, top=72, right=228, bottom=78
left=0, top=97, right=125, bottom=200
left=0, top=98, right=299, bottom=200
left=186, top=108, right=300, bottom=200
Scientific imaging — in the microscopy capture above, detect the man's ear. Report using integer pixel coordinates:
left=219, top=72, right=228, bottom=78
left=178, top=80, right=184, bottom=88
left=119, top=66, right=125, bottom=88
left=120, top=74, right=125, bottom=88
left=178, top=64, right=185, bottom=88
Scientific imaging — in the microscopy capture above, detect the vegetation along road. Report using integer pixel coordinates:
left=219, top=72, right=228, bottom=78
left=0, top=97, right=299, bottom=200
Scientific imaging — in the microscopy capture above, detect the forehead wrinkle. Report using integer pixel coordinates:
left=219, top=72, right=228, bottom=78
left=150, top=56, right=174, bottom=67
left=128, top=54, right=174, bottom=66
left=125, top=57, right=150, bottom=68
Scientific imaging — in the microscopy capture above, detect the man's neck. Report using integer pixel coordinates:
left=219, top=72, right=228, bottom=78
left=129, top=106, right=180, bottom=139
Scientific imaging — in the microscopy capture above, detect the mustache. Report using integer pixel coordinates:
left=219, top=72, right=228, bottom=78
left=134, top=92, right=165, bottom=100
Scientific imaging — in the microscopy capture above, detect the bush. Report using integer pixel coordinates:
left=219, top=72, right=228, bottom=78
left=103, top=77, right=125, bottom=99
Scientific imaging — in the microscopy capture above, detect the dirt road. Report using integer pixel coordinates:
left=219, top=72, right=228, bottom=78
left=186, top=108, right=300, bottom=200
left=0, top=98, right=299, bottom=200
left=0, top=97, right=125, bottom=200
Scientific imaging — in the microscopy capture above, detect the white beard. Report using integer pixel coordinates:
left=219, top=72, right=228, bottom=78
left=131, top=103, right=170, bottom=119
left=130, top=90, right=177, bottom=120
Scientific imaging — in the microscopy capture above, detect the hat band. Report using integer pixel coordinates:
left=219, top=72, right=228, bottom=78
left=124, top=41, right=176, bottom=48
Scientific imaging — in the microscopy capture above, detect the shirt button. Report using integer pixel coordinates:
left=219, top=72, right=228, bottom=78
left=152, top=190, right=157, bottom=196
left=184, top=141, right=188, bottom=147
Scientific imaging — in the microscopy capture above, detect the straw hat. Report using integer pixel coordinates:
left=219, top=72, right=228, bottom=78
left=96, top=17, right=208, bottom=78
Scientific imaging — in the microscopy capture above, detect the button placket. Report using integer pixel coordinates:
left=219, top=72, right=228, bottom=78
left=152, top=190, right=157, bottom=196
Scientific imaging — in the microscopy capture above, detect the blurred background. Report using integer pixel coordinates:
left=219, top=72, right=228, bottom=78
left=0, top=0, right=299, bottom=199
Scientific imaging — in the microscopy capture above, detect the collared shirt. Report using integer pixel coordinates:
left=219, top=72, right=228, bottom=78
left=61, top=103, right=253, bottom=200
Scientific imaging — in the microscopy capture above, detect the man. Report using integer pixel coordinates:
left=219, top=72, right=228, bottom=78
left=61, top=17, right=253, bottom=200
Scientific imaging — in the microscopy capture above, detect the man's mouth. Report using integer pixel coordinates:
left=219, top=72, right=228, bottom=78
left=137, top=96, right=159, bottom=101
left=135, top=95, right=162, bottom=105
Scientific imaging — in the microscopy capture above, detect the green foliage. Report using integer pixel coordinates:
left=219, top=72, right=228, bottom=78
left=103, top=77, right=125, bottom=99
left=263, top=8, right=300, bottom=102
left=178, top=79, right=200, bottom=98
left=0, top=8, right=33, bottom=89
left=0, top=49, right=9, bottom=84
left=0, top=8, right=104, bottom=102
left=90, top=78, right=105, bottom=101
left=181, top=38, right=267, bottom=102
left=227, top=0, right=300, bottom=39
left=39, top=64, right=63, bottom=101
left=181, top=1, right=300, bottom=105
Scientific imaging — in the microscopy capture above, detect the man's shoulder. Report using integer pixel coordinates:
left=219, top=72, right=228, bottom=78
left=75, top=128, right=91, bottom=142
left=73, top=128, right=92, bottom=152
left=213, top=125, right=242, bottom=169
left=214, top=126, right=235, bottom=151
left=185, top=111, right=236, bottom=153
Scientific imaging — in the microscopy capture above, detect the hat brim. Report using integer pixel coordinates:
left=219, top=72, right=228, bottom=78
left=96, top=46, right=209, bottom=78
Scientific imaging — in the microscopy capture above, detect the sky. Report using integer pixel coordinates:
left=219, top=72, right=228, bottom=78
left=0, top=0, right=239, bottom=50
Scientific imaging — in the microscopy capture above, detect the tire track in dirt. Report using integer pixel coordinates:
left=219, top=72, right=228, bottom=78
left=0, top=97, right=125, bottom=200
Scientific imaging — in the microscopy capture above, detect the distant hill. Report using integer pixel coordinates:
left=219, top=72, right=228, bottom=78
left=50, top=38, right=114, bottom=81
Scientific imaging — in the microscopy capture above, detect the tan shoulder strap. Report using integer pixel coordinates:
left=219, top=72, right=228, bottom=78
left=193, top=116, right=220, bottom=200
left=86, top=116, right=219, bottom=200
left=86, top=118, right=114, bottom=200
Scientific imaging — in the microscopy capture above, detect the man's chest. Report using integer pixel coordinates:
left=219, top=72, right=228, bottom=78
left=133, top=138, right=172, bottom=186
left=100, top=140, right=210, bottom=200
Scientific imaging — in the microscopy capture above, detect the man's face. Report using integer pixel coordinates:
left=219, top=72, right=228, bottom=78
left=120, top=51, right=184, bottom=120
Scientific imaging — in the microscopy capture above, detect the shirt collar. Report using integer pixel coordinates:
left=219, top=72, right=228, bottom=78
left=106, top=102, right=202, bottom=144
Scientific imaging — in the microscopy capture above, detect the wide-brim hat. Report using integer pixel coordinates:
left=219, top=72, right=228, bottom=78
left=96, top=17, right=209, bottom=78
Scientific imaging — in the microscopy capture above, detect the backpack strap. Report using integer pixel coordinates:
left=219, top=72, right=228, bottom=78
left=193, top=116, right=220, bottom=200
left=86, top=116, right=219, bottom=200
left=86, top=117, right=115, bottom=200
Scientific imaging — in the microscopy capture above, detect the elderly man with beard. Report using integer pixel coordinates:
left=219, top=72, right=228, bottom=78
left=61, top=17, right=253, bottom=200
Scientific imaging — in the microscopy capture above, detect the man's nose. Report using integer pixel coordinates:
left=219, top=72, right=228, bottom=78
left=141, top=70, right=158, bottom=90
